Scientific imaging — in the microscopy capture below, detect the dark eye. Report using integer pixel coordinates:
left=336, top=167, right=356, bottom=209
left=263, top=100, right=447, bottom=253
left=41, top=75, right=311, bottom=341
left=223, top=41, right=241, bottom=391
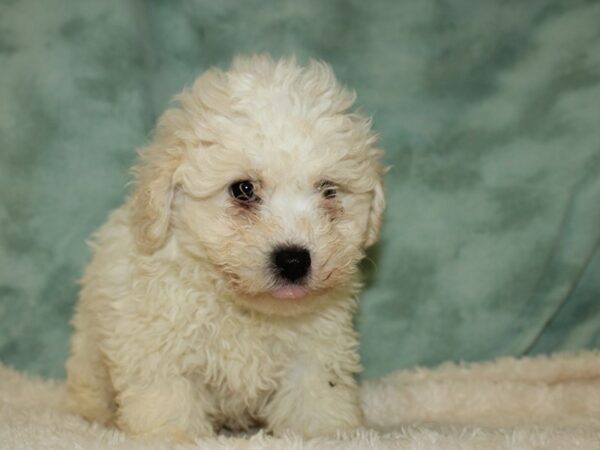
left=229, top=180, right=258, bottom=203
left=319, top=180, right=337, bottom=199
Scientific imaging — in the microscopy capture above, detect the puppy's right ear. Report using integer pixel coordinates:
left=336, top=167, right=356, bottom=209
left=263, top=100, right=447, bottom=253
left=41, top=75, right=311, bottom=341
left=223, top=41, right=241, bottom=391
left=129, top=140, right=182, bottom=254
left=129, top=68, right=227, bottom=253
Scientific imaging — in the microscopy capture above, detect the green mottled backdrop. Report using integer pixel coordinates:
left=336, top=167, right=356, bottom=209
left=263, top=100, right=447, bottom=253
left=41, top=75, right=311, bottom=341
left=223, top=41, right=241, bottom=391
left=1, top=0, right=599, bottom=380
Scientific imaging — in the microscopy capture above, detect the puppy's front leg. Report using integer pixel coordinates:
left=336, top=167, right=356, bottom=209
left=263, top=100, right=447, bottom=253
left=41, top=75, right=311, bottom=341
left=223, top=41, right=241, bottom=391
left=112, top=371, right=214, bottom=441
left=264, top=357, right=364, bottom=437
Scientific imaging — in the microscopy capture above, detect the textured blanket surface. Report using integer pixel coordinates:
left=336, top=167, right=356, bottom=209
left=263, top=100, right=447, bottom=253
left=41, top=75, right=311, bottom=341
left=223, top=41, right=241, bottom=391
left=2, top=352, right=600, bottom=449
left=1, top=0, right=600, bottom=381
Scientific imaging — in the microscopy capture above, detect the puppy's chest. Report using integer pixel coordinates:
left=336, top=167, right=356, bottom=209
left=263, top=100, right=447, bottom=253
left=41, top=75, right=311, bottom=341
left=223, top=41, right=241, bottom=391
left=185, top=312, right=294, bottom=400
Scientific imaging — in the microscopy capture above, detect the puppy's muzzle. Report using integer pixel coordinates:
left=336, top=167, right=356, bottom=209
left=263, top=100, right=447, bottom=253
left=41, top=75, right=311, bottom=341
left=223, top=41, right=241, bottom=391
left=271, top=246, right=311, bottom=283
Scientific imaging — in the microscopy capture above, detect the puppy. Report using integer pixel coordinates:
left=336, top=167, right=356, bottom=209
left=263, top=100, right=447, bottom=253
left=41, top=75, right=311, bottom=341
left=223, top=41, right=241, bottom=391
left=66, top=55, right=385, bottom=440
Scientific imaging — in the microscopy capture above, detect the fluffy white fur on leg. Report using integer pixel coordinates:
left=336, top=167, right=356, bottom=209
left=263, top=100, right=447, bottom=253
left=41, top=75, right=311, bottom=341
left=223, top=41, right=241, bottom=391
left=265, top=356, right=364, bottom=437
left=113, top=379, right=214, bottom=441
left=65, top=313, right=114, bottom=425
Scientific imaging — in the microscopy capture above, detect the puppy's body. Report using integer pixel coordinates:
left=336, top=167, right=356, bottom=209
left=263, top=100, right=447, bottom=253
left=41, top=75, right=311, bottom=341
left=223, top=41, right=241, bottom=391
left=66, top=56, right=384, bottom=440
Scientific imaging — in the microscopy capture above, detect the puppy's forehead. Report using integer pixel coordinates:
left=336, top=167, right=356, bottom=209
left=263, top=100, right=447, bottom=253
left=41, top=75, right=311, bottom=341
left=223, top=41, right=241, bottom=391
left=183, top=69, right=377, bottom=194
left=232, top=127, right=344, bottom=183
left=215, top=100, right=353, bottom=182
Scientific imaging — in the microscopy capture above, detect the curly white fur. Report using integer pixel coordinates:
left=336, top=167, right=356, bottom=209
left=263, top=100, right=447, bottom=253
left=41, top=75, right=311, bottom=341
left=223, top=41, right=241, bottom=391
left=65, top=55, right=385, bottom=441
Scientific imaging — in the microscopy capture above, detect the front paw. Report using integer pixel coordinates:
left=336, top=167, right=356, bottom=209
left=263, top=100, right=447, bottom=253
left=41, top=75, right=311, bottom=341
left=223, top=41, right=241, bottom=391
left=113, top=382, right=215, bottom=442
left=128, top=427, right=190, bottom=443
left=267, top=393, right=365, bottom=437
left=126, top=422, right=215, bottom=443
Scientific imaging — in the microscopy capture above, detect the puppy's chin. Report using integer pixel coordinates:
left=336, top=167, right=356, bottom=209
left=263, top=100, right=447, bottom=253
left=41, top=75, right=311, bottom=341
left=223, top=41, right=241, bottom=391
left=269, top=285, right=310, bottom=300
left=228, top=285, right=338, bottom=317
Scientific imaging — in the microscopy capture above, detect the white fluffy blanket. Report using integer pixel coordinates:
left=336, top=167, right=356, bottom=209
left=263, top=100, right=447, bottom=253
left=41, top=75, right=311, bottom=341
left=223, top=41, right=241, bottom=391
left=2, top=352, right=600, bottom=449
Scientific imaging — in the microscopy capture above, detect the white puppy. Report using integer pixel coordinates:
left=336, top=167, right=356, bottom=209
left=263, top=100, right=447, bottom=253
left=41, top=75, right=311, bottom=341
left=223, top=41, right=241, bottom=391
left=66, top=55, right=385, bottom=441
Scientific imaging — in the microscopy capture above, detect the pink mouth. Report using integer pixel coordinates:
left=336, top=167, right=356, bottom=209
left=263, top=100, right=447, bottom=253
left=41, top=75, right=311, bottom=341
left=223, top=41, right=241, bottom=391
left=270, top=285, right=310, bottom=299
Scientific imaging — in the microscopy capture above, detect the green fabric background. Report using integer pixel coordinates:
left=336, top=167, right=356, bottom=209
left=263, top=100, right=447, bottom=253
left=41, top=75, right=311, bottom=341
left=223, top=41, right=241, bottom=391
left=0, top=0, right=599, bottom=380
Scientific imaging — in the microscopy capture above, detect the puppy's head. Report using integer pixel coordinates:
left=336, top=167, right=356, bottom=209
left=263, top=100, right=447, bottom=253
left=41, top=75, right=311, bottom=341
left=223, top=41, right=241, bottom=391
left=131, top=55, right=385, bottom=315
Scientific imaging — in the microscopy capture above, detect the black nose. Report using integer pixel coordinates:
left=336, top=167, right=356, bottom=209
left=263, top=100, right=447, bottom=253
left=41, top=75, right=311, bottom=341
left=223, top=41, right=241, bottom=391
left=272, top=246, right=311, bottom=283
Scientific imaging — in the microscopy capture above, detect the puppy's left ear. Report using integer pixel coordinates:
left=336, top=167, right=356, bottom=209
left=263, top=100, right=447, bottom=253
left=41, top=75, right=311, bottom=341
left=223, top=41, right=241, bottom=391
left=364, top=176, right=386, bottom=248
left=129, top=141, right=182, bottom=253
